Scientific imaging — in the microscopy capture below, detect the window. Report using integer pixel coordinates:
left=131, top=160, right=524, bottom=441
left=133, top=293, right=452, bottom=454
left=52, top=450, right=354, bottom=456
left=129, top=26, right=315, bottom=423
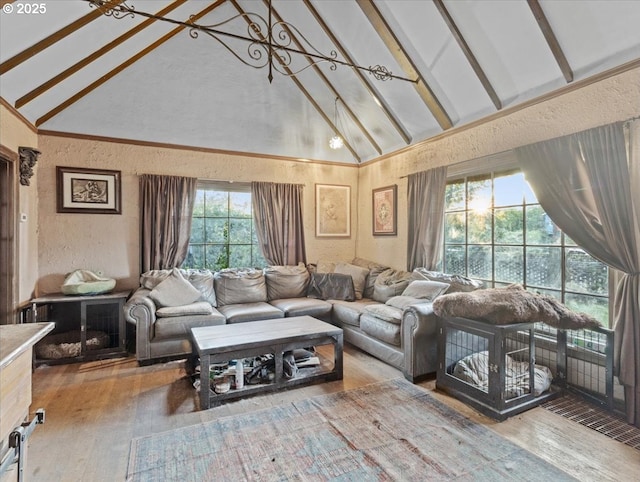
left=444, top=170, right=610, bottom=326
left=183, top=182, right=267, bottom=271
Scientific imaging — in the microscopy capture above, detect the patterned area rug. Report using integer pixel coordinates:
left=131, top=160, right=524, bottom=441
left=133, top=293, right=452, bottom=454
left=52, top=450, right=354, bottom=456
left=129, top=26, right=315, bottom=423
left=127, top=378, right=577, bottom=481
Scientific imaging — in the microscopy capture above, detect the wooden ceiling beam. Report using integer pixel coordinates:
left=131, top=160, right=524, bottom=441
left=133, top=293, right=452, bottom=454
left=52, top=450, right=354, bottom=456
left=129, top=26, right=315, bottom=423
left=265, top=0, right=381, bottom=156
left=229, top=0, right=360, bottom=163
left=36, top=1, right=225, bottom=127
left=527, top=0, right=574, bottom=83
left=16, top=0, right=188, bottom=109
left=356, top=0, right=453, bottom=130
left=0, top=0, right=125, bottom=75
left=433, top=0, right=502, bottom=110
left=302, top=0, right=412, bottom=145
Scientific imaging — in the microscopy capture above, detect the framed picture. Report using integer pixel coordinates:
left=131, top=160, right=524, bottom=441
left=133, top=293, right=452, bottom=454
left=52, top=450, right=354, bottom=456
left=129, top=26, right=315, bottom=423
left=56, top=166, right=122, bottom=214
left=315, top=184, right=350, bottom=237
left=372, top=184, right=397, bottom=236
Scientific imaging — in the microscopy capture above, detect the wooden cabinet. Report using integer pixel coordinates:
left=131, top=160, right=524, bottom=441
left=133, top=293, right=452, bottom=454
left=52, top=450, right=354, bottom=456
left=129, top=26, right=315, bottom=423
left=25, top=291, right=130, bottom=364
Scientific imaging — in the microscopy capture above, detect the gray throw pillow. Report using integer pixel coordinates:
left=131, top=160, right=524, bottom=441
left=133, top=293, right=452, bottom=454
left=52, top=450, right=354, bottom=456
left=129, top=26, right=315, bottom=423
left=402, top=280, right=450, bottom=301
left=149, top=268, right=201, bottom=308
left=334, top=262, right=369, bottom=299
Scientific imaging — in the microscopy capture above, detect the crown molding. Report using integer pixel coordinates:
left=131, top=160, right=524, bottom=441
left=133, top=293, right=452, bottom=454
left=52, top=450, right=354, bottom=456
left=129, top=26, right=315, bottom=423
left=0, top=97, right=37, bottom=134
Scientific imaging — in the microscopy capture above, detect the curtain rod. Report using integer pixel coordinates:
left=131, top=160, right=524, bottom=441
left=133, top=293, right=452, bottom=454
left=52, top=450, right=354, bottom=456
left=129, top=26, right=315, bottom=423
left=197, top=178, right=304, bottom=187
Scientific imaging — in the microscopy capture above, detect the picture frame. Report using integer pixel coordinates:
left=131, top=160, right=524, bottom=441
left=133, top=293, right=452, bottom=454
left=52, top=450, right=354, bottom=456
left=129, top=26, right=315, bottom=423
left=56, top=166, right=122, bottom=214
left=315, top=184, right=350, bottom=237
left=372, top=184, right=397, bottom=236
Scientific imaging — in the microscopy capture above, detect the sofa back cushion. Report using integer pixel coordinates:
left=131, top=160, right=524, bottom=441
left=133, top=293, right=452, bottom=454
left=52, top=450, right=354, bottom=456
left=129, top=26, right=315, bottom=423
left=372, top=268, right=412, bottom=303
left=214, top=268, right=267, bottom=306
left=334, top=262, right=369, bottom=299
left=141, top=268, right=217, bottom=306
left=351, top=258, right=389, bottom=298
left=264, top=264, right=310, bottom=300
left=412, top=268, right=484, bottom=293
left=307, top=273, right=355, bottom=301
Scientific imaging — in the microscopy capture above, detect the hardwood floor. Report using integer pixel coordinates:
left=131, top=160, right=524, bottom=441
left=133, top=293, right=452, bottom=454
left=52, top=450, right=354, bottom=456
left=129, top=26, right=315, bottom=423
left=4, top=344, right=639, bottom=481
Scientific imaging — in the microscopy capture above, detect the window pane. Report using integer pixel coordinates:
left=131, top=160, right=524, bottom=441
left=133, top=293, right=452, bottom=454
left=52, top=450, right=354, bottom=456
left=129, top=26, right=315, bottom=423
left=445, top=180, right=465, bottom=211
left=565, top=248, right=608, bottom=295
left=229, top=218, right=252, bottom=244
left=205, top=190, right=228, bottom=216
left=467, top=176, right=491, bottom=214
left=190, top=217, right=205, bottom=244
left=468, top=213, right=491, bottom=244
left=252, top=246, right=267, bottom=268
left=192, top=190, right=205, bottom=216
left=494, top=207, right=523, bottom=244
left=445, top=212, right=465, bottom=243
left=495, top=246, right=523, bottom=284
left=528, top=287, right=561, bottom=301
left=205, top=245, right=228, bottom=271
left=526, top=247, right=561, bottom=289
left=444, top=245, right=466, bottom=275
left=468, top=245, right=492, bottom=279
left=185, top=245, right=204, bottom=269
left=205, top=218, right=228, bottom=243
left=526, top=206, right=560, bottom=245
left=229, top=245, right=252, bottom=267
left=230, top=192, right=252, bottom=217
left=565, top=293, right=609, bottom=326
left=494, top=172, right=526, bottom=207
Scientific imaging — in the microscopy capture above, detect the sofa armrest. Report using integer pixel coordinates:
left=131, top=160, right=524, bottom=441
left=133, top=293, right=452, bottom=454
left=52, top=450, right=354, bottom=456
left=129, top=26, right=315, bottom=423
left=123, top=288, right=156, bottom=362
left=402, top=303, right=439, bottom=382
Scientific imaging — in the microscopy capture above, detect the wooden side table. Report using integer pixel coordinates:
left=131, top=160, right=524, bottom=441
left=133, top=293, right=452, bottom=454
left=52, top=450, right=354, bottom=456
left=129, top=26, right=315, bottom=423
left=25, top=291, right=130, bottom=364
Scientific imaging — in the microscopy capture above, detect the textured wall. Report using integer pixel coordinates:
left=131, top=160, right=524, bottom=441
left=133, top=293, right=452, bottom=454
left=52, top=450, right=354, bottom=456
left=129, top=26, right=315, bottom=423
left=356, top=66, right=640, bottom=270
left=0, top=103, right=39, bottom=306
left=35, top=138, right=358, bottom=294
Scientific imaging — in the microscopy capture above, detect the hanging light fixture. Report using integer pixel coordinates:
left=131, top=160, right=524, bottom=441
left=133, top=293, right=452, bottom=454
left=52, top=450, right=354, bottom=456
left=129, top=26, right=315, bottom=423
left=85, top=0, right=418, bottom=84
left=329, top=97, right=344, bottom=150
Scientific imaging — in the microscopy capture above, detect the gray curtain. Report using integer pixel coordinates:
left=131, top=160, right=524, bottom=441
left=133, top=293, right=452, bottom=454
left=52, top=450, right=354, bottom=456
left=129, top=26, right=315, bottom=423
left=251, top=182, right=306, bottom=266
left=140, top=174, right=197, bottom=272
left=515, top=120, right=640, bottom=427
left=406, top=166, right=448, bottom=271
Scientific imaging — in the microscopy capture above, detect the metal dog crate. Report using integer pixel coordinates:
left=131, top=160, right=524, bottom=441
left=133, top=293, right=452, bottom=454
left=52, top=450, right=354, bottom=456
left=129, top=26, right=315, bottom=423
left=436, top=316, right=560, bottom=421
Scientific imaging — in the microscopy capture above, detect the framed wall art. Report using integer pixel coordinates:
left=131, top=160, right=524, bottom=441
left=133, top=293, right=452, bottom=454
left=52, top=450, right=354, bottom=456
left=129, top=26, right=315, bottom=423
left=315, top=184, right=350, bottom=237
left=372, top=184, right=397, bottom=236
left=56, top=166, right=122, bottom=214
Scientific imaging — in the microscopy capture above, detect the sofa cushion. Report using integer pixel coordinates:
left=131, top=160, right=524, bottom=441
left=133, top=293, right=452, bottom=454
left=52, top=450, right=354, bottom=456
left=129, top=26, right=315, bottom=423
left=360, top=314, right=401, bottom=346
left=385, top=296, right=429, bottom=310
left=154, top=311, right=226, bottom=339
left=372, top=268, right=412, bottom=303
left=316, top=260, right=336, bottom=273
left=149, top=269, right=201, bottom=308
left=307, top=273, right=355, bottom=301
left=264, top=264, right=310, bottom=300
left=352, top=258, right=389, bottom=299
left=140, top=269, right=172, bottom=290
left=183, top=269, right=217, bottom=307
left=330, top=299, right=378, bottom=327
left=362, top=304, right=402, bottom=324
left=412, top=268, right=484, bottom=293
left=402, top=280, right=450, bottom=301
left=156, top=301, right=214, bottom=318
left=214, top=268, right=267, bottom=306
left=334, top=262, right=369, bottom=299
left=269, top=298, right=332, bottom=319
left=216, top=302, right=284, bottom=324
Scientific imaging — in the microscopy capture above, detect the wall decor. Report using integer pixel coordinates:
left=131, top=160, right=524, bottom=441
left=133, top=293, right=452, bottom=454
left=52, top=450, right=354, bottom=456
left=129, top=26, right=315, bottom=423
left=57, top=166, right=121, bottom=214
left=315, top=184, right=350, bottom=237
left=372, top=184, right=397, bottom=236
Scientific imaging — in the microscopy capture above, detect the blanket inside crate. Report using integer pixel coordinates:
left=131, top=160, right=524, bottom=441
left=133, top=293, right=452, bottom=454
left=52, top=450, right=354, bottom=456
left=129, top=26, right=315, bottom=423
left=452, top=351, right=553, bottom=398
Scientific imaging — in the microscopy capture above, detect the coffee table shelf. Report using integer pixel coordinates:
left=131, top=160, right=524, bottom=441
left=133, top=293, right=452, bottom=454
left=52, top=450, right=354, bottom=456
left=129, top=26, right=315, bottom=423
left=191, top=316, right=343, bottom=409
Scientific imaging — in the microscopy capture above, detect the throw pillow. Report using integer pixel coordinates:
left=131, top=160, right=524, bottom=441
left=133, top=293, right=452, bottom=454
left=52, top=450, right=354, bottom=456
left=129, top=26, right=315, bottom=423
left=412, top=268, right=484, bottom=293
left=316, top=260, right=336, bottom=273
left=183, top=269, right=217, bottom=307
left=334, top=262, right=369, bottom=299
left=402, top=280, right=450, bottom=301
left=156, top=301, right=214, bottom=318
left=140, top=269, right=172, bottom=290
left=351, top=258, right=389, bottom=298
left=149, top=268, right=201, bottom=307
left=372, top=268, right=412, bottom=303
left=385, top=295, right=429, bottom=310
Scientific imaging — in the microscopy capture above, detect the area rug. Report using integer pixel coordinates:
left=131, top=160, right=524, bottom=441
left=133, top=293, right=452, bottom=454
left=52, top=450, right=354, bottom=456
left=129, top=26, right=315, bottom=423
left=127, top=378, right=577, bottom=481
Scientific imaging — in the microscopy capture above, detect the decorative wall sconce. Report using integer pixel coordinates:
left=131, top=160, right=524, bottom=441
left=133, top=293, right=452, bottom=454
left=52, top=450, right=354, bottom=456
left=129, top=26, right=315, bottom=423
left=19, top=147, right=41, bottom=186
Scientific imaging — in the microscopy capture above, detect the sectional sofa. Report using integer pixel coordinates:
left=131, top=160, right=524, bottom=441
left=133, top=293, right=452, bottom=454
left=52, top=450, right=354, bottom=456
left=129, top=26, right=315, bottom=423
left=123, top=259, right=483, bottom=382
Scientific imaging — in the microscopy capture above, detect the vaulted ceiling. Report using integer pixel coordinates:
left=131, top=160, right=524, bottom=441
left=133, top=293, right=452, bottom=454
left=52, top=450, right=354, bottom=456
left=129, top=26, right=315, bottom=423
left=1, top=0, right=639, bottom=164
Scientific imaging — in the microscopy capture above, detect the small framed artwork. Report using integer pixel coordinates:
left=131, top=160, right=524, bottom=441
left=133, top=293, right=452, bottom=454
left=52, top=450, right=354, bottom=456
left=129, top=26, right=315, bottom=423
left=372, top=184, right=397, bottom=236
left=315, top=184, right=350, bottom=237
left=56, top=166, right=122, bottom=214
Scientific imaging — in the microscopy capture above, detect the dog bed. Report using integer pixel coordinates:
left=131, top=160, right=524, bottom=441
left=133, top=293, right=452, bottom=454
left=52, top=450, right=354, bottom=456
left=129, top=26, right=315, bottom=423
left=35, top=330, right=110, bottom=359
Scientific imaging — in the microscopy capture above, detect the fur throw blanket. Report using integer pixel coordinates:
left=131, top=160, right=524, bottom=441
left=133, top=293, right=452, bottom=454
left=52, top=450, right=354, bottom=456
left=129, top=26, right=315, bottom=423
left=432, top=284, right=601, bottom=330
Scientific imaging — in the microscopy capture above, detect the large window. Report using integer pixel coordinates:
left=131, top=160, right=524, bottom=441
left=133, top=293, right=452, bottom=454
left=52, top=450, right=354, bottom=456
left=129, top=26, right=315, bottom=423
left=444, top=170, right=609, bottom=326
left=183, top=182, right=266, bottom=271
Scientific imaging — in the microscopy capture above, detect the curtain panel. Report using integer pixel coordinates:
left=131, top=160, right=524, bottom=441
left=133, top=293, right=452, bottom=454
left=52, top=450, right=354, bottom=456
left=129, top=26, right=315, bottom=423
left=515, top=120, right=640, bottom=427
left=140, top=174, right=197, bottom=272
left=251, top=182, right=306, bottom=266
left=406, top=166, right=448, bottom=271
